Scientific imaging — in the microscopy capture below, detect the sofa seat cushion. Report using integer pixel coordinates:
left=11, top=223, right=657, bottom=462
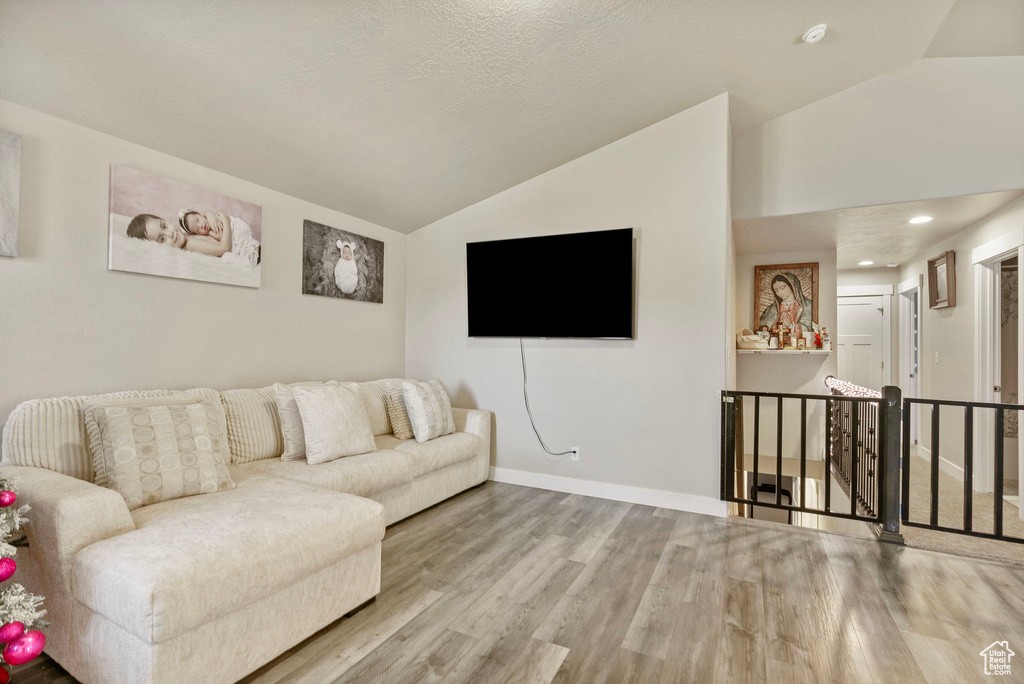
left=232, top=450, right=413, bottom=498
left=374, top=434, right=405, bottom=452
left=73, top=475, right=384, bottom=645
left=394, top=432, right=483, bottom=477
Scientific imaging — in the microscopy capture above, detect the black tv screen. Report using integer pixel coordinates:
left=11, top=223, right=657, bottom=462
left=466, top=228, right=634, bottom=339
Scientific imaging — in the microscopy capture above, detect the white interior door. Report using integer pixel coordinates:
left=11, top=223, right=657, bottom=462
left=899, top=287, right=921, bottom=443
left=837, top=296, right=884, bottom=391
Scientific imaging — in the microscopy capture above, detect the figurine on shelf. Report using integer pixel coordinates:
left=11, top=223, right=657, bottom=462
left=814, top=331, right=823, bottom=349
left=821, top=327, right=831, bottom=351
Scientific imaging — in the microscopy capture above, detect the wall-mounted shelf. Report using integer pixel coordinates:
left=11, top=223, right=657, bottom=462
left=737, top=349, right=832, bottom=355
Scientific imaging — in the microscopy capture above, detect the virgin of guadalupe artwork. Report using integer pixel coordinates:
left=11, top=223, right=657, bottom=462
left=754, top=263, right=818, bottom=332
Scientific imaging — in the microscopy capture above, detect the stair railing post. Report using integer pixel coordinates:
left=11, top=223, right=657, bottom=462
left=877, top=385, right=905, bottom=544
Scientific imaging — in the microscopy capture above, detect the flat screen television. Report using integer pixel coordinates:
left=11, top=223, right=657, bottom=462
left=466, top=228, right=634, bottom=339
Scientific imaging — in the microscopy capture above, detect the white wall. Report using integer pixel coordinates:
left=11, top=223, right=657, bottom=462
left=405, top=94, right=731, bottom=512
left=899, top=196, right=1024, bottom=471
left=0, top=98, right=407, bottom=423
left=733, top=57, right=1024, bottom=221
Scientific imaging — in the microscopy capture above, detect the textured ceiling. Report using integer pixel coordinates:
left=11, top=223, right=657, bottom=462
left=925, top=0, right=1024, bottom=57
left=0, top=1, right=970, bottom=231
left=733, top=190, right=1024, bottom=270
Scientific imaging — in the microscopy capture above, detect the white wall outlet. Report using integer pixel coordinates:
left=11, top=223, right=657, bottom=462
left=570, top=447, right=580, bottom=462
left=934, top=351, right=940, bottom=364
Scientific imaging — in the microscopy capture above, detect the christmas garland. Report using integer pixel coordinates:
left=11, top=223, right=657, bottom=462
left=0, top=478, right=46, bottom=682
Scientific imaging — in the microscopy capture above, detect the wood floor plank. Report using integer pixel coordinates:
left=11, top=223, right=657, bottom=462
left=496, top=639, right=570, bottom=684
left=246, top=589, right=444, bottom=683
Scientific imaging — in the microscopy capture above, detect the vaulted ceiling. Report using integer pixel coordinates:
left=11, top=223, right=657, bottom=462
left=0, top=1, right=1016, bottom=232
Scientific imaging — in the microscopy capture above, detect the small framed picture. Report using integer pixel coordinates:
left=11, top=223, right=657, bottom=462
left=796, top=338, right=806, bottom=349
left=928, top=250, right=956, bottom=309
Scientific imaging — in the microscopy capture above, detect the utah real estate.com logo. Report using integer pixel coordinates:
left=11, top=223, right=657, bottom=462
left=980, top=641, right=1015, bottom=676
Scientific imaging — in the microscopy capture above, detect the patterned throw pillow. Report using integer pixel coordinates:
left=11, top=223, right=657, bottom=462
left=383, top=384, right=415, bottom=440
left=292, top=384, right=376, bottom=465
left=401, top=379, right=456, bottom=443
left=83, top=393, right=235, bottom=510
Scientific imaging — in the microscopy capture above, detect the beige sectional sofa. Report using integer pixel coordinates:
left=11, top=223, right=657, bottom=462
left=0, top=382, right=492, bottom=684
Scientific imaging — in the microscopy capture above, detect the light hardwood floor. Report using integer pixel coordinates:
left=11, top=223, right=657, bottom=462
left=19, top=481, right=1024, bottom=683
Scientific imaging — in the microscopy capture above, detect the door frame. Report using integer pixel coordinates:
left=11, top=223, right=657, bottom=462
left=972, top=232, right=1024, bottom=495
left=898, top=275, right=922, bottom=445
left=837, top=284, right=893, bottom=386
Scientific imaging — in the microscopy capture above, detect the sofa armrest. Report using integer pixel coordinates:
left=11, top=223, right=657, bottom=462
left=452, top=408, right=492, bottom=473
left=453, top=408, right=490, bottom=440
left=0, top=465, right=135, bottom=587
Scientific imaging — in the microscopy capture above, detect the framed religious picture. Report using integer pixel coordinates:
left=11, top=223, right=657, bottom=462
left=928, top=250, right=956, bottom=309
left=753, top=262, right=819, bottom=332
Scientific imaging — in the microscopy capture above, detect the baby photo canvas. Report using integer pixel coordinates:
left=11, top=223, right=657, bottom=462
left=108, top=165, right=262, bottom=288
left=302, top=219, right=384, bottom=303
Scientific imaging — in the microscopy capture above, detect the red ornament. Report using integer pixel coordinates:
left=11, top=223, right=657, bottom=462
left=0, top=492, right=14, bottom=509
left=0, top=665, right=9, bottom=683
left=2, top=630, right=45, bottom=665
left=0, top=623, right=23, bottom=644
left=0, top=559, right=14, bottom=583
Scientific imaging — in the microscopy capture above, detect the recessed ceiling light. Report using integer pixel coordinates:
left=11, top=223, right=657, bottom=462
left=859, top=260, right=874, bottom=266
left=802, top=24, right=827, bottom=44
left=887, top=263, right=899, bottom=268
left=909, top=216, right=933, bottom=224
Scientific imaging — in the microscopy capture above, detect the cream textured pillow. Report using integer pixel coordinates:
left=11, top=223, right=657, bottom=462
left=272, top=381, right=336, bottom=461
left=83, top=392, right=235, bottom=510
left=384, top=384, right=415, bottom=440
left=401, top=379, right=456, bottom=443
left=292, top=384, right=376, bottom=465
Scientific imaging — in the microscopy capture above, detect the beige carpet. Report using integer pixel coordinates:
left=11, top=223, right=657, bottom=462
left=903, top=453, right=1024, bottom=565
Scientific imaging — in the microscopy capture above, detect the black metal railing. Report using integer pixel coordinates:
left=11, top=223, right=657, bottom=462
left=723, top=379, right=1024, bottom=548
left=826, top=377, right=881, bottom=520
left=901, top=397, right=1024, bottom=545
left=721, top=389, right=894, bottom=526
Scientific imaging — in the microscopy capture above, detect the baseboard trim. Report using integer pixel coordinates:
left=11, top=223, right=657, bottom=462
left=915, top=446, right=965, bottom=483
left=488, top=466, right=727, bottom=517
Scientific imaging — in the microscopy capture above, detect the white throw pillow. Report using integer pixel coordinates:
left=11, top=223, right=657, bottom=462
left=401, top=379, right=456, bottom=443
left=292, top=384, right=376, bottom=465
left=271, top=381, right=336, bottom=461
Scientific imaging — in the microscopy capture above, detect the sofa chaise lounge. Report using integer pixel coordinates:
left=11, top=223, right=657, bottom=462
left=0, top=380, right=491, bottom=684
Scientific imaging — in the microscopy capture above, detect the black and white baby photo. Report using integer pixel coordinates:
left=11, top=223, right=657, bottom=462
left=302, top=219, right=384, bottom=303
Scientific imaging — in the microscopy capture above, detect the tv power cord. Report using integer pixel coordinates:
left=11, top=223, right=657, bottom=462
left=520, top=338, right=575, bottom=459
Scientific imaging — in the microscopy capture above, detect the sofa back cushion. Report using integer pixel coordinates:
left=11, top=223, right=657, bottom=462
left=2, top=389, right=176, bottom=481
left=220, top=388, right=284, bottom=464
left=83, top=389, right=235, bottom=510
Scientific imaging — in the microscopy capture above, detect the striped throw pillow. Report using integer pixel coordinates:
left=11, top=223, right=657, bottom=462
left=220, top=388, right=284, bottom=464
left=384, top=385, right=415, bottom=440
left=356, top=382, right=392, bottom=436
